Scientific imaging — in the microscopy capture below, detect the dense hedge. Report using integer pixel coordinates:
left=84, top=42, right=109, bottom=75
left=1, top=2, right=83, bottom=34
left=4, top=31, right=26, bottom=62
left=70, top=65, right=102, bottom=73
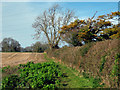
left=46, top=39, right=120, bottom=88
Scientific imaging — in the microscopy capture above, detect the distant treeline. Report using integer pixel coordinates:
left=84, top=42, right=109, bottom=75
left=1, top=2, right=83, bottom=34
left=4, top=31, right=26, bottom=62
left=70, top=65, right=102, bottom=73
left=0, top=37, right=49, bottom=52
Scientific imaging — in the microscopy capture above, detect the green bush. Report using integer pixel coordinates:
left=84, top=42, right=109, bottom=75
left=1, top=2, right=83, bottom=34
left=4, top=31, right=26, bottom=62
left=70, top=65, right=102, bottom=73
left=111, top=53, right=120, bottom=76
left=2, top=75, right=20, bottom=88
left=80, top=47, right=89, bottom=56
left=79, top=43, right=92, bottom=57
left=99, top=55, right=106, bottom=72
left=2, top=65, right=10, bottom=72
left=2, top=61, right=63, bottom=89
left=82, top=72, right=90, bottom=78
left=92, top=77, right=103, bottom=88
left=82, top=72, right=103, bottom=88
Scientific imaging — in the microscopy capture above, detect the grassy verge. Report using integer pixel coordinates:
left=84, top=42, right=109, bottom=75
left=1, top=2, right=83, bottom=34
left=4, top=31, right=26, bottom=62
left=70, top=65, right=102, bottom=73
left=44, top=53, right=104, bottom=88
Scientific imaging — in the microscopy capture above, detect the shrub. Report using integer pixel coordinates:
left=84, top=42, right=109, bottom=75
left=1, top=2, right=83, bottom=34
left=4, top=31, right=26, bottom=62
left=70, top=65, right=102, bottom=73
left=79, top=42, right=93, bottom=57
left=2, top=65, right=10, bottom=72
left=99, top=55, right=106, bottom=72
left=111, top=53, right=120, bottom=76
left=2, top=75, right=20, bottom=88
left=2, top=61, right=63, bottom=89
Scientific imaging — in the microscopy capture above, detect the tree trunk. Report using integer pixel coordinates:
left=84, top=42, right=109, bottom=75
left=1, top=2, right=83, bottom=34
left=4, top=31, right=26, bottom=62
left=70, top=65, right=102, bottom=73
left=49, top=45, right=52, bottom=50
left=52, top=44, right=59, bottom=49
left=49, top=44, right=59, bottom=50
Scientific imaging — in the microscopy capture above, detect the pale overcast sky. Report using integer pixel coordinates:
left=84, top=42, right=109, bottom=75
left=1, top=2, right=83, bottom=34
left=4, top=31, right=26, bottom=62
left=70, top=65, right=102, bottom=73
left=1, top=1, right=119, bottom=47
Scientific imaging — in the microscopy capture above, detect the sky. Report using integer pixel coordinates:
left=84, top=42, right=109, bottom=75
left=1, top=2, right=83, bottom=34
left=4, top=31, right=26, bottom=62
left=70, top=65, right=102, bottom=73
left=1, top=0, right=120, bottom=2
left=1, top=1, right=118, bottom=48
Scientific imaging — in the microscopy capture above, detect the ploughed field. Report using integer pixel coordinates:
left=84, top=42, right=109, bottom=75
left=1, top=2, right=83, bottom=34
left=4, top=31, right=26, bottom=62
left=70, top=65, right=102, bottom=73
left=1, top=52, right=46, bottom=67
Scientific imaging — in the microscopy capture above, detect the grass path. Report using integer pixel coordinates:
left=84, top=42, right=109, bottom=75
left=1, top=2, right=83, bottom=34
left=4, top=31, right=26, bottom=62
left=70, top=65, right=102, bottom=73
left=59, top=64, right=93, bottom=88
left=43, top=53, right=102, bottom=88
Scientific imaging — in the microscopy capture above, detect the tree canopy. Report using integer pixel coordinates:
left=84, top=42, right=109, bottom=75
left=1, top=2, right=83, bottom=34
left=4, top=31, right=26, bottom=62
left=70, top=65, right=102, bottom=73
left=1, top=38, right=21, bottom=52
left=32, top=42, right=48, bottom=52
left=32, top=4, right=76, bottom=49
left=60, top=11, right=120, bottom=46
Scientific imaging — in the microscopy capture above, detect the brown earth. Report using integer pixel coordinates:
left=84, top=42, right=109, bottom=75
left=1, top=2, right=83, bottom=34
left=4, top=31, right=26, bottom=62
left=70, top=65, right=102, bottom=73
left=1, top=52, right=46, bottom=67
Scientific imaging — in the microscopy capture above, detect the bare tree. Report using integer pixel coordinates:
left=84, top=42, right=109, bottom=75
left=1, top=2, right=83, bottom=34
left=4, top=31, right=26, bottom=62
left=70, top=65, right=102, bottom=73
left=32, top=4, right=75, bottom=49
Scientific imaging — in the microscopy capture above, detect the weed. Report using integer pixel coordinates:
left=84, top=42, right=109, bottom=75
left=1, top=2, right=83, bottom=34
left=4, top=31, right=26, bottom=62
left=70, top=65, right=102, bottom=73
left=92, top=77, right=104, bottom=88
left=2, top=65, right=10, bottom=73
left=82, top=72, right=90, bottom=78
left=99, top=55, right=106, bottom=72
left=111, top=53, right=120, bottom=76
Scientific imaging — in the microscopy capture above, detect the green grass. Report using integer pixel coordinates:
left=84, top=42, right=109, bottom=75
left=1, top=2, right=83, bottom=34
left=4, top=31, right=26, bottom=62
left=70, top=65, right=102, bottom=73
left=44, top=53, right=104, bottom=88
left=59, top=65, right=93, bottom=88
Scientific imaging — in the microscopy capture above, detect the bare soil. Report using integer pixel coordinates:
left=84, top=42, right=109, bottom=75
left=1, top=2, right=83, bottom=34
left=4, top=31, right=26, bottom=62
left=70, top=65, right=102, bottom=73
left=1, top=52, right=46, bottom=67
